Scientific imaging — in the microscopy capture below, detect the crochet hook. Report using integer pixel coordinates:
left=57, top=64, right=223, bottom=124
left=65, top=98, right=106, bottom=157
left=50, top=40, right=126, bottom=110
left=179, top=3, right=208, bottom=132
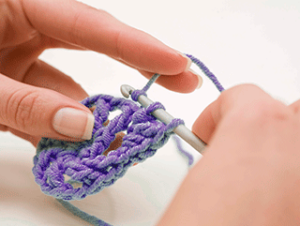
left=120, top=84, right=206, bottom=154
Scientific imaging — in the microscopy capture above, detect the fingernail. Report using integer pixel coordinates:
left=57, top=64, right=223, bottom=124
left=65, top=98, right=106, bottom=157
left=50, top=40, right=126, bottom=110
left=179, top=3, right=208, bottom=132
left=189, top=68, right=203, bottom=89
left=52, top=108, right=94, bottom=140
left=177, top=51, right=192, bottom=71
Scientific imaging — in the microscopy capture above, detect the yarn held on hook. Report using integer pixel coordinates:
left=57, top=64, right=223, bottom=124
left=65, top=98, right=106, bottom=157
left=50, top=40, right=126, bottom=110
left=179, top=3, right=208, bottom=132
left=32, top=54, right=223, bottom=202
left=32, top=54, right=224, bottom=226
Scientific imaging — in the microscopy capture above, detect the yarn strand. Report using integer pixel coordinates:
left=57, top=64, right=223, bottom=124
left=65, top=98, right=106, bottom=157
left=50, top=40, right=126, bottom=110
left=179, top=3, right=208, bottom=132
left=57, top=199, right=112, bottom=226
left=33, top=54, right=224, bottom=226
left=186, top=54, right=224, bottom=92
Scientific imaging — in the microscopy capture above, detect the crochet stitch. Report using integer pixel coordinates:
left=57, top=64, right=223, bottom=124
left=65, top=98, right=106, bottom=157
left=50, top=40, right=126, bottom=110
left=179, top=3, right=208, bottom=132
left=33, top=95, right=183, bottom=200
left=32, top=54, right=224, bottom=225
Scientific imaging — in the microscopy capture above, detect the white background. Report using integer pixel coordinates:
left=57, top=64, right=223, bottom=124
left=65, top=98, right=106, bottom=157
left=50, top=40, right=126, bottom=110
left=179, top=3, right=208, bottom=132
left=1, top=0, right=300, bottom=225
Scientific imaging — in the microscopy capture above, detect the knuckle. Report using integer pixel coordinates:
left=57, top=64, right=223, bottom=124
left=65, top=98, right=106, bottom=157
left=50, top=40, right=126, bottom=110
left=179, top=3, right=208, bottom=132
left=5, top=88, right=41, bottom=131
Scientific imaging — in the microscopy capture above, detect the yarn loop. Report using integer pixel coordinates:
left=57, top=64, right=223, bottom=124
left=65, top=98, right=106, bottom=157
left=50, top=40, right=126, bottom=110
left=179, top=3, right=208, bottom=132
left=32, top=54, right=224, bottom=226
left=33, top=94, right=183, bottom=200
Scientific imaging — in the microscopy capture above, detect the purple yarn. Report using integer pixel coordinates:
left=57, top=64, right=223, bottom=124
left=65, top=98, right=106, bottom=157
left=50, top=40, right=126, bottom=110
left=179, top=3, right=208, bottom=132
left=131, top=89, right=147, bottom=101
left=57, top=198, right=111, bottom=226
left=32, top=54, right=224, bottom=225
left=32, top=54, right=225, bottom=201
left=131, top=73, right=160, bottom=101
left=185, top=54, right=225, bottom=92
left=33, top=94, right=183, bottom=201
left=173, top=136, right=194, bottom=166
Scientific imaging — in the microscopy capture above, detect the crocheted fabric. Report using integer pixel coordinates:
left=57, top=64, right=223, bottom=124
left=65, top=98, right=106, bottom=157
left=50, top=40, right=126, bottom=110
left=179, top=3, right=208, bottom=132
left=33, top=94, right=183, bottom=200
left=32, top=54, right=224, bottom=226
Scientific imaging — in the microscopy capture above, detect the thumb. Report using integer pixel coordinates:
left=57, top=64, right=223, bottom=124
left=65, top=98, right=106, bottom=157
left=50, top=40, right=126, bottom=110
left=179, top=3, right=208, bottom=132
left=192, top=84, right=279, bottom=144
left=0, top=74, right=94, bottom=141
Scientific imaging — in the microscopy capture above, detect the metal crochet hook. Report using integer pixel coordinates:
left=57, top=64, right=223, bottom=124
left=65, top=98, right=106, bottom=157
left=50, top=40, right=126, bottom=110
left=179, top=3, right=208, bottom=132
left=121, top=84, right=206, bottom=154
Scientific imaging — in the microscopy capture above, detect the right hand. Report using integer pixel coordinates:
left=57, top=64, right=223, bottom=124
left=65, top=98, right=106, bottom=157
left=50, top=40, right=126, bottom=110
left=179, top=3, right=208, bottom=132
left=158, top=84, right=300, bottom=226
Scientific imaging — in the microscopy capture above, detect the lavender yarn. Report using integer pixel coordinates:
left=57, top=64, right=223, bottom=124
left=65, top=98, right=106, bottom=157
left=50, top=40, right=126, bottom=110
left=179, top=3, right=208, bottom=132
left=32, top=54, right=224, bottom=225
left=33, top=54, right=224, bottom=202
left=56, top=198, right=111, bottom=226
left=131, top=73, right=160, bottom=101
left=33, top=94, right=184, bottom=201
left=173, top=136, right=194, bottom=166
left=186, top=54, right=224, bottom=92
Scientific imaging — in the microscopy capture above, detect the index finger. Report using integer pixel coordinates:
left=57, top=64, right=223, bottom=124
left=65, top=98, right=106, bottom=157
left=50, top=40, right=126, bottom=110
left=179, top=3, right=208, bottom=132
left=22, top=0, right=190, bottom=75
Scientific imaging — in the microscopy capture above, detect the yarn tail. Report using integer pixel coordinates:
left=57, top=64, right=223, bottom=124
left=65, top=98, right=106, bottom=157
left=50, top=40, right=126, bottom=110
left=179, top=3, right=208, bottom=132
left=56, top=199, right=112, bottom=226
left=185, top=54, right=225, bottom=92
left=173, top=136, right=194, bottom=166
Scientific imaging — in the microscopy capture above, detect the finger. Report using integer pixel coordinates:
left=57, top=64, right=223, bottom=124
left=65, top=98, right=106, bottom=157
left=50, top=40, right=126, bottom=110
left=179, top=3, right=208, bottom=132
left=103, top=132, right=125, bottom=156
left=0, top=37, right=89, bottom=101
left=1, top=35, right=85, bottom=81
left=22, top=0, right=192, bottom=75
left=0, top=74, right=94, bottom=141
left=111, top=56, right=202, bottom=93
left=6, top=127, right=41, bottom=147
left=7, top=126, right=85, bottom=147
left=0, top=38, right=44, bottom=80
left=192, top=84, right=283, bottom=143
left=22, top=60, right=89, bottom=102
left=139, top=70, right=202, bottom=93
left=0, top=124, right=8, bottom=132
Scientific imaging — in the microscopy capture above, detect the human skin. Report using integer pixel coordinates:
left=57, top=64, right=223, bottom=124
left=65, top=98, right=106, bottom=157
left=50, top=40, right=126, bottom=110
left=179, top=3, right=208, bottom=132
left=3, top=1, right=298, bottom=225
left=157, top=84, right=300, bottom=226
left=0, top=0, right=201, bottom=146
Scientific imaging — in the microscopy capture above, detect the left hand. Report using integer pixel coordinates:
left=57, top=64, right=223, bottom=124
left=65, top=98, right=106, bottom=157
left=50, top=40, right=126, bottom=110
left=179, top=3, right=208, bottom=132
left=0, top=0, right=201, bottom=146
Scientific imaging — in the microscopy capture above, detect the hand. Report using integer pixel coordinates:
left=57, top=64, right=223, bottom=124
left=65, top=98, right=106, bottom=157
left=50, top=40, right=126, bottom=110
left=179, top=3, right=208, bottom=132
left=0, top=0, right=202, bottom=146
left=158, top=84, right=300, bottom=225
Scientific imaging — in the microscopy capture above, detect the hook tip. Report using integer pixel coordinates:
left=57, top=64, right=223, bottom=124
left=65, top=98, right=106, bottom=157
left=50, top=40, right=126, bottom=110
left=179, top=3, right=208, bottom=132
left=120, top=85, right=135, bottom=98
